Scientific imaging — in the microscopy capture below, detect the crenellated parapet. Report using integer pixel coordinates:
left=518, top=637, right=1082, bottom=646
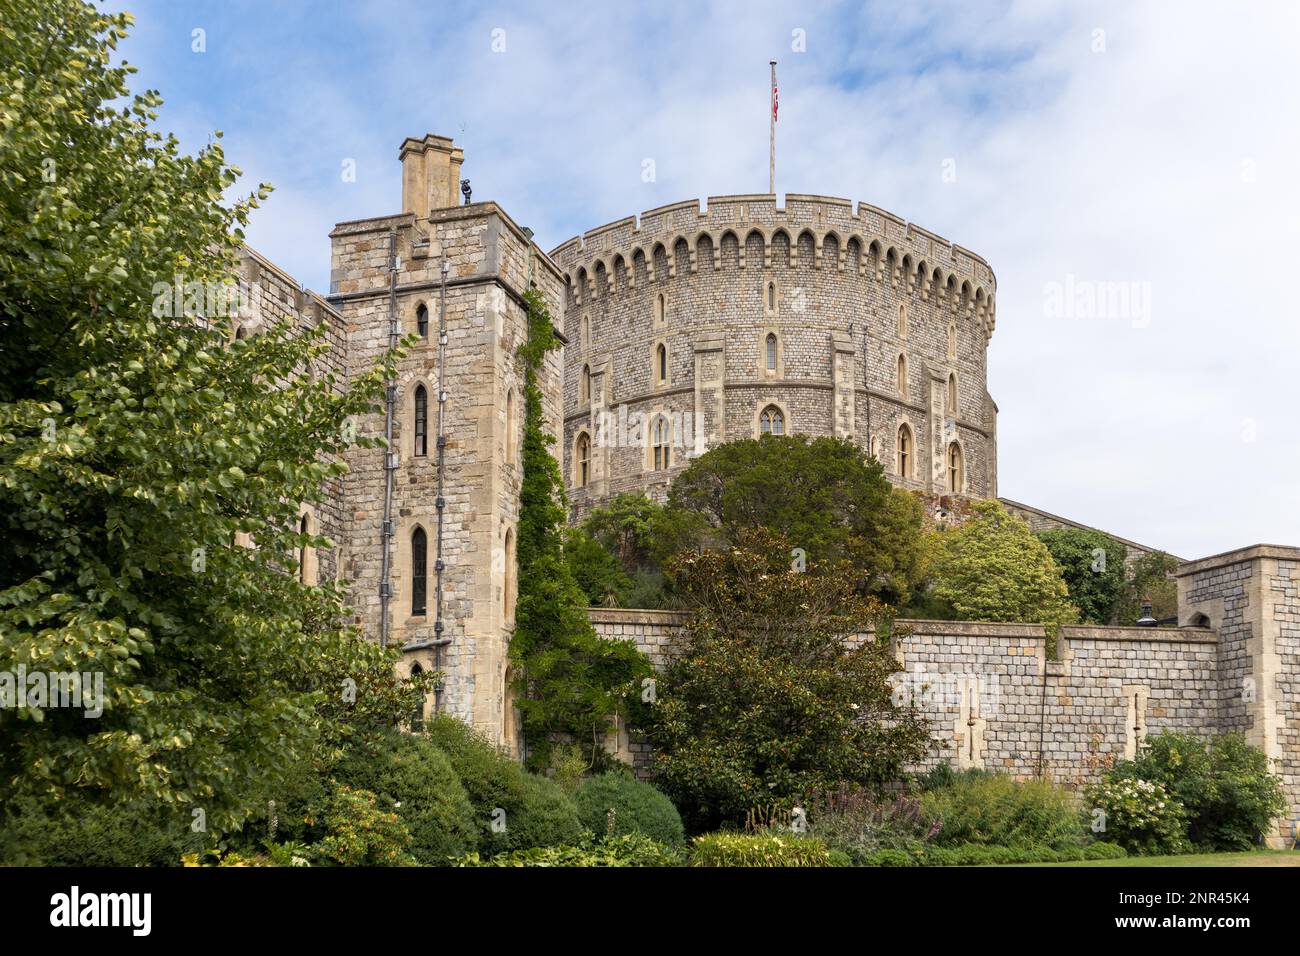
left=549, top=194, right=997, bottom=341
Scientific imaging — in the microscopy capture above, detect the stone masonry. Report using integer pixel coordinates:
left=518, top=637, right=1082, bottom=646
left=549, top=196, right=999, bottom=519
left=592, top=547, right=1300, bottom=847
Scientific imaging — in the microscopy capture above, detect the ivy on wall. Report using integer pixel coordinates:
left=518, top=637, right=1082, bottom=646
left=509, top=289, right=650, bottom=771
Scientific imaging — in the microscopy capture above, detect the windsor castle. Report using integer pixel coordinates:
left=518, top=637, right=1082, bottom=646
left=232, top=134, right=1300, bottom=846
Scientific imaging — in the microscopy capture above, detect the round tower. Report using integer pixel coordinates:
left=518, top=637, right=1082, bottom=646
left=549, top=194, right=998, bottom=516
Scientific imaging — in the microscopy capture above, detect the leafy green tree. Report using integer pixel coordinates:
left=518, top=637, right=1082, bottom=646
left=564, top=526, right=631, bottom=607
left=0, top=0, right=400, bottom=838
left=639, top=529, right=929, bottom=832
left=1036, top=528, right=1127, bottom=624
left=581, top=492, right=665, bottom=573
left=509, top=290, right=651, bottom=770
left=926, top=501, right=1078, bottom=635
left=664, top=435, right=926, bottom=605
left=1114, top=551, right=1180, bottom=626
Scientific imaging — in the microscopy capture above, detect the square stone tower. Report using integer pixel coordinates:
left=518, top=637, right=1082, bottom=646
left=1177, top=544, right=1300, bottom=847
left=328, top=135, right=566, bottom=754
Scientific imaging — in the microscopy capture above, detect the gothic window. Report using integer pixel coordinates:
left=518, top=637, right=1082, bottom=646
left=581, top=364, right=591, bottom=404
left=411, top=527, right=428, bottom=617
left=503, top=528, right=515, bottom=618
left=576, top=432, right=591, bottom=487
left=765, top=333, right=778, bottom=371
left=948, top=323, right=958, bottom=359
left=416, top=303, right=429, bottom=339
left=765, top=281, right=777, bottom=314
left=652, top=417, right=671, bottom=471
left=947, top=373, right=958, bottom=416
left=759, top=405, right=785, bottom=436
left=654, top=294, right=665, bottom=326
left=582, top=314, right=590, bottom=349
left=896, top=354, right=908, bottom=396
left=947, top=441, right=963, bottom=493
left=897, top=424, right=912, bottom=478
left=656, top=343, right=668, bottom=384
left=897, top=303, right=908, bottom=338
left=505, top=389, right=515, bottom=466
left=298, top=513, right=310, bottom=584
left=414, top=385, right=428, bottom=457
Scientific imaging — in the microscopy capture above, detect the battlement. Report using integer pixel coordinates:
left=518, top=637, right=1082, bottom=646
left=548, top=193, right=996, bottom=339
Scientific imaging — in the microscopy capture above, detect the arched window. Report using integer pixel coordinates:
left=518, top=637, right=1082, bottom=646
left=234, top=324, right=247, bottom=341
left=505, top=389, right=515, bottom=466
left=411, top=527, right=428, bottom=617
left=413, top=385, right=428, bottom=457
left=766, top=281, right=776, bottom=312
left=765, top=333, right=778, bottom=371
left=652, top=417, right=671, bottom=470
left=948, top=323, right=958, bottom=359
left=576, top=432, right=591, bottom=487
left=298, top=513, right=310, bottom=584
left=759, top=404, right=785, bottom=436
left=897, top=424, right=912, bottom=478
left=416, top=303, right=429, bottom=339
left=896, top=354, right=908, bottom=396
left=503, top=528, right=515, bottom=619
left=947, top=441, right=963, bottom=493
left=947, top=373, right=958, bottom=415
left=654, top=294, right=665, bottom=326
left=582, top=314, right=590, bottom=349
left=897, top=303, right=908, bottom=338
left=656, top=343, right=668, bottom=384
left=869, top=435, right=879, bottom=459
left=409, top=663, right=425, bottom=729
left=581, top=364, right=591, bottom=404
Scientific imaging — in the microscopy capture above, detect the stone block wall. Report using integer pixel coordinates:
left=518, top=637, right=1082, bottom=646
left=550, top=195, right=998, bottom=520
left=1177, top=545, right=1300, bottom=845
left=591, top=566, right=1300, bottom=848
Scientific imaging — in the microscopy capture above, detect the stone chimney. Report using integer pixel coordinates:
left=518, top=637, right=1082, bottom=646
left=399, top=134, right=464, bottom=221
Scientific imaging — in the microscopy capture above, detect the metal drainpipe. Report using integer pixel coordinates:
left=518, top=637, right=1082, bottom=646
left=432, top=254, right=449, bottom=712
left=378, top=229, right=399, bottom=649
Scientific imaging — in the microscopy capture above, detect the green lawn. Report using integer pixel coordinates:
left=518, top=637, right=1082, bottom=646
left=1012, top=849, right=1300, bottom=867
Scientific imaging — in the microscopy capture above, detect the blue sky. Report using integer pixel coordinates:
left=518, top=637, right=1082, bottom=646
left=117, top=0, right=1300, bottom=559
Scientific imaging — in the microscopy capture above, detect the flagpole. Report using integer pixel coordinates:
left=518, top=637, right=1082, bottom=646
left=769, top=60, right=777, bottom=194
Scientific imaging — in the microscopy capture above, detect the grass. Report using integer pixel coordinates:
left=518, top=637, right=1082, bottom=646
left=1011, top=849, right=1300, bottom=867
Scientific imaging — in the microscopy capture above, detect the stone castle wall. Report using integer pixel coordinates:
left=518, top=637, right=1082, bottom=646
left=593, top=546, right=1300, bottom=846
left=548, top=195, right=998, bottom=519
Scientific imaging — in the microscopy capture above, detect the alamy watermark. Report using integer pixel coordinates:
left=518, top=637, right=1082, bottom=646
left=1043, top=274, right=1152, bottom=328
left=0, top=665, right=104, bottom=717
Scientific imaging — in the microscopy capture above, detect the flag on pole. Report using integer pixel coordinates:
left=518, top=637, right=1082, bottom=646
left=772, top=78, right=779, bottom=122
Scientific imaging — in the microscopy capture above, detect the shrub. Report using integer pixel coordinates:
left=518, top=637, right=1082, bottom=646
left=574, top=774, right=685, bottom=846
left=422, top=716, right=586, bottom=853
left=1085, top=777, right=1188, bottom=856
left=311, top=787, right=417, bottom=867
left=456, top=833, right=681, bottom=867
left=806, top=785, right=938, bottom=864
left=333, top=729, right=477, bottom=865
left=858, top=842, right=1127, bottom=866
left=921, top=772, right=1089, bottom=849
left=509, top=773, right=588, bottom=851
left=689, top=832, right=834, bottom=867
left=1111, top=732, right=1286, bottom=851
left=1, top=796, right=190, bottom=866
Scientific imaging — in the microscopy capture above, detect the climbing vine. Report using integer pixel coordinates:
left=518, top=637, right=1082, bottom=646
left=509, top=289, right=650, bottom=771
